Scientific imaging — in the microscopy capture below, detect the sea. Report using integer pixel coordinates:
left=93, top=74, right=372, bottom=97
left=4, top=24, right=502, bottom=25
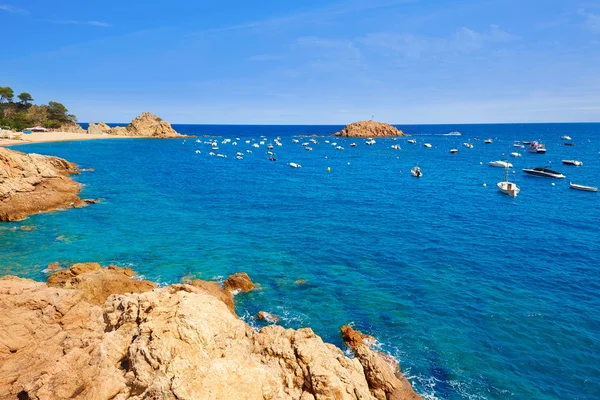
left=2, top=123, right=599, bottom=399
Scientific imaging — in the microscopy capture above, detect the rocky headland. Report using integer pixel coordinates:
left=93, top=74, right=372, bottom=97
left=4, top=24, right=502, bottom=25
left=334, top=121, right=407, bottom=138
left=88, top=112, right=191, bottom=138
left=0, top=263, right=422, bottom=400
left=0, top=147, right=92, bottom=222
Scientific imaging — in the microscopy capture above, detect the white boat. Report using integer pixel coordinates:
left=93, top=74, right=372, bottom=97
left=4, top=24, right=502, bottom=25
left=569, top=183, right=597, bottom=192
left=528, top=141, right=546, bottom=153
left=232, top=142, right=237, bottom=146
left=407, top=139, right=416, bottom=144
left=336, top=146, right=344, bottom=150
left=444, top=131, right=461, bottom=136
left=561, top=135, right=572, bottom=140
left=195, top=150, right=201, bottom=154
left=292, top=139, right=299, bottom=143
left=209, top=152, right=215, bottom=156
left=289, top=162, right=302, bottom=168
left=510, top=152, right=522, bottom=157
left=513, top=141, right=524, bottom=148
left=236, top=152, right=243, bottom=157
left=489, top=160, right=513, bottom=168
left=522, top=167, right=565, bottom=178
left=391, top=144, right=401, bottom=150
left=217, top=154, right=227, bottom=158
left=246, top=150, right=252, bottom=153
left=450, top=148, right=458, bottom=154
left=350, top=143, right=357, bottom=147
left=463, top=142, right=473, bottom=148
left=252, top=143, right=259, bottom=148
left=365, top=139, right=376, bottom=146
left=302, top=142, right=309, bottom=146
left=484, top=139, right=493, bottom=144
left=411, top=166, right=422, bottom=177
left=212, top=146, right=219, bottom=151
left=497, top=167, right=520, bottom=197
left=562, top=160, right=583, bottom=166
left=235, top=155, right=243, bottom=160
left=245, top=140, right=251, bottom=144
left=424, top=143, right=432, bottom=148
left=305, top=147, right=313, bottom=151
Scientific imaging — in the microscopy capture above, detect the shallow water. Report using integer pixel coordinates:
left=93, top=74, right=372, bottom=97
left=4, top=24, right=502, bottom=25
left=2, top=123, right=599, bottom=399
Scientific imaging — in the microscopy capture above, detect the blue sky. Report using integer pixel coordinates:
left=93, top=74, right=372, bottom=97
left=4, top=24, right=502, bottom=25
left=1, top=0, right=600, bottom=124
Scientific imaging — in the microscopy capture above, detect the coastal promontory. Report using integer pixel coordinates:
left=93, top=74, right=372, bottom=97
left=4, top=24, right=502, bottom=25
left=0, top=148, right=89, bottom=221
left=334, top=120, right=406, bottom=138
left=0, top=263, right=423, bottom=400
left=88, top=112, right=190, bottom=138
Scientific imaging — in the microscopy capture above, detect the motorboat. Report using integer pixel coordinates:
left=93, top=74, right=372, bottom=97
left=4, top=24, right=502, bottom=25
left=497, top=167, right=520, bottom=197
left=510, top=152, right=522, bottom=157
left=484, top=139, right=493, bottom=144
left=391, top=144, right=401, bottom=150
left=246, top=149, right=252, bottom=153
left=562, top=160, right=583, bottom=166
left=569, top=183, right=597, bottom=192
left=450, top=148, right=458, bottom=153
left=252, top=143, right=260, bottom=148
left=195, top=150, right=201, bottom=154
left=292, top=139, right=299, bottom=143
left=463, top=142, right=473, bottom=148
left=408, top=139, right=416, bottom=144
left=365, top=139, right=376, bottom=145
left=444, top=131, right=461, bottom=136
left=561, top=135, right=572, bottom=140
left=522, top=141, right=531, bottom=145
left=528, top=141, right=546, bottom=153
left=289, top=162, right=302, bottom=168
left=522, top=167, right=565, bottom=178
left=235, top=155, right=243, bottom=160
left=565, top=143, right=576, bottom=146
left=350, top=143, right=357, bottom=147
left=212, top=146, right=219, bottom=151
left=336, top=146, right=344, bottom=150
left=268, top=156, right=277, bottom=161
left=513, top=141, right=524, bottom=148
left=305, top=147, right=313, bottom=151
left=267, top=143, right=274, bottom=149
left=411, top=166, right=422, bottom=177
left=217, top=154, right=227, bottom=158
left=489, top=160, right=513, bottom=168
left=209, top=152, right=215, bottom=156
left=424, top=143, right=432, bottom=148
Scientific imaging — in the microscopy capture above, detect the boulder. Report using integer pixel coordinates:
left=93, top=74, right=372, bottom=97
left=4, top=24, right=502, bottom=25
left=87, top=112, right=190, bottom=138
left=97, top=122, right=112, bottom=134
left=0, top=147, right=87, bottom=222
left=334, top=120, right=406, bottom=138
left=190, top=279, right=235, bottom=314
left=257, top=311, right=280, bottom=323
left=58, top=122, right=86, bottom=133
left=224, top=272, right=255, bottom=293
left=341, top=325, right=377, bottom=348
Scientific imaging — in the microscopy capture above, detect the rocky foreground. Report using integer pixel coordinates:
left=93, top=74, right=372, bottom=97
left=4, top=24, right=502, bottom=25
left=334, top=121, right=406, bottom=138
left=88, top=112, right=190, bottom=138
left=0, top=263, right=422, bottom=400
left=0, top=147, right=92, bottom=222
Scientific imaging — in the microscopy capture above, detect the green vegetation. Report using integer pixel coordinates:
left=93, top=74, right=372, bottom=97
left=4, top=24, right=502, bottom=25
left=0, top=85, right=77, bottom=131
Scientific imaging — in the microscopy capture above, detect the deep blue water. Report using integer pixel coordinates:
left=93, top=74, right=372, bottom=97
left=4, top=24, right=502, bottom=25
left=2, top=123, right=600, bottom=399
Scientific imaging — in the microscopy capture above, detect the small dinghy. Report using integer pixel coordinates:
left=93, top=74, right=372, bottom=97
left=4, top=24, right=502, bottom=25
left=562, top=160, right=583, bottom=166
left=569, top=183, right=597, bottom=192
left=289, top=162, right=301, bottom=168
left=411, top=166, right=422, bottom=178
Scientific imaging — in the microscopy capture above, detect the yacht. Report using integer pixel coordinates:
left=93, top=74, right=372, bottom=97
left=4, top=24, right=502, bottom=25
left=411, top=166, right=422, bottom=177
left=350, top=143, right=357, bottom=147
left=408, top=139, right=417, bottom=144
left=522, top=167, right=565, bottom=179
left=561, top=135, right=572, bottom=140
left=528, top=141, right=546, bottom=154
left=365, top=139, right=376, bottom=146
left=513, top=141, right=524, bottom=148
left=444, top=131, right=461, bottom=136
left=424, top=143, right=432, bottom=148
left=510, top=152, right=522, bottom=157
left=489, top=160, right=513, bottom=168
left=289, top=162, right=302, bottom=168
left=391, top=144, right=401, bottom=150
left=562, top=160, right=583, bottom=166
left=463, top=142, right=473, bottom=148
left=450, top=148, right=458, bottom=154
left=484, top=139, right=493, bottom=144
left=569, top=183, right=597, bottom=192
left=498, top=167, right=520, bottom=197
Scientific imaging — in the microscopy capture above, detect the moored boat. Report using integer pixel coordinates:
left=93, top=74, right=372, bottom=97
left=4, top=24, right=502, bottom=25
left=424, top=143, right=432, bottom=148
left=407, top=139, right=416, bottom=144
left=562, top=160, right=583, bottom=166
left=528, top=141, right=546, bottom=153
left=484, top=139, right=493, bottom=144
left=561, top=135, right=572, bottom=140
left=463, top=142, right=473, bottom=148
left=450, top=148, right=458, bottom=153
left=565, top=143, right=575, bottom=146
left=510, top=152, right=521, bottom=157
left=411, top=166, right=422, bottom=177
left=489, top=160, right=513, bottom=168
left=497, top=167, right=520, bottom=197
left=569, top=183, right=597, bottom=192
left=289, top=162, right=301, bottom=168
left=522, top=167, right=565, bottom=178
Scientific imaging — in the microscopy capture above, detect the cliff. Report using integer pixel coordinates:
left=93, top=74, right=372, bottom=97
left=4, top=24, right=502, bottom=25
left=0, top=263, right=422, bottom=400
left=88, top=112, right=190, bottom=138
left=334, top=121, right=406, bottom=138
left=0, top=147, right=90, bottom=222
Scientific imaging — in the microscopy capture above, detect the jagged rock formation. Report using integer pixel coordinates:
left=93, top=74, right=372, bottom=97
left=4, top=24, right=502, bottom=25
left=0, top=147, right=87, bottom=221
left=334, top=120, right=406, bottom=138
left=58, top=121, right=86, bottom=133
left=0, top=264, right=422, bottom=400
left=87, top=112, right=190, bottom=138
left=224, top=272, right=255, bottom=293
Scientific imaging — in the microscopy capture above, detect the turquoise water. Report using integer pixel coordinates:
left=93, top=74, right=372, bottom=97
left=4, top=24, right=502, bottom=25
left=2, top=123, right=599, bottom=399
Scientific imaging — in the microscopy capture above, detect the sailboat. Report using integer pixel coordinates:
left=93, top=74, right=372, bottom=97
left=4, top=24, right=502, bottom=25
left=497, top=167, right=520, bottom=197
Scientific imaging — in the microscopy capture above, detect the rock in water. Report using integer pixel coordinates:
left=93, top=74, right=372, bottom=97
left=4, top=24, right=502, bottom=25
left=334, top=120, right=407, bottom=138
left=224, top=272, right=255, bottom=293
left=0, top=266, right=423, bottom=400
left=341, top=324, right=377, bottom=347
left=257, top=311, right=280, bottom=323
left=87, top=112, right=191, bottom=138
left=0, top=148, right=87, bottom=222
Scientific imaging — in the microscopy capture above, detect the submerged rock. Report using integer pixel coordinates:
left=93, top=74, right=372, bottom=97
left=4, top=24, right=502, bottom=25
left=0, top=265, right=422, bottom=400
left=87, top=112, right=191, bottom=138
left=224, top=272, right=255, bottom=293
left=334, top=120, right=406, bottom=138
left=0, top=147, right=87, bottom=222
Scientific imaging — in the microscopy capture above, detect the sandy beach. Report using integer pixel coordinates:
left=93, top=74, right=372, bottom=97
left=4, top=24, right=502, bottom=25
left=0, top=131, right=136, bottom=147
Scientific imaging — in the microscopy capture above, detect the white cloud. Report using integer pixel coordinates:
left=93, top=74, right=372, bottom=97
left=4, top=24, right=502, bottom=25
left=0, top=4, right=28, bottom=14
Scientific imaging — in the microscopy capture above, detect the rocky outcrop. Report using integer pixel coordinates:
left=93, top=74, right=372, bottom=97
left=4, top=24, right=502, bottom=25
left=0, top=265, right=421, bottom=400
left=257, top=310, right=280, bottom=323
left=58, top=121, right=86, bottom=133
left=0, top=147, right=87, bottom=222
left=342, top=325, right=422, bottom=400
left=87, top=112, right=190, bottom=138
left=224, top=272, right=255, bottom=293
left=334, top=120, right=406, bottom=138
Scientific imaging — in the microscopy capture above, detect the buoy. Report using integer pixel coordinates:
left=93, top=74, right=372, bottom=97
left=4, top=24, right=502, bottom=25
left=480, top=162, right=483, bottom=165
left=502, top=153, right=504, bottom=156
left=347, top=162, right=350, bottom=165
left=551, top=183, right=555, bottom=186
left=327, top=167, right=331, bottom=173
left=512, top=171, right=516, bottom=174
left=483, top=183, right=487, bottom=187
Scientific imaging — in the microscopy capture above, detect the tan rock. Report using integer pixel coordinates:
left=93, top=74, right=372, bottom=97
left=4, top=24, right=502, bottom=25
left=97, top=122, right=112, bottom=134
left=224, top=272, right=255, bottom=293
left=334, top=120, right=407, bottom=138
left=58, top=121, right=86, bottom=133
left=341, top=325, right=377, bottom=348
left=0, top=147, right=87, bottom=222
left=190, top=279, right=235, bottom=314
left=19, top=225, right=36, bottom=231
left=257, top=311, right=280, bottom=323
left=88, top=112, right=190, bottom=138
left=46, top=262, right=62, bottom=271
left=47, top=263, right=156, bottom=305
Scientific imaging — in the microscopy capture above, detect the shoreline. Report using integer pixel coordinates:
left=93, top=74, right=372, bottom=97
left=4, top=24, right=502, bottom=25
left=0, top=131, right=140, bottom=147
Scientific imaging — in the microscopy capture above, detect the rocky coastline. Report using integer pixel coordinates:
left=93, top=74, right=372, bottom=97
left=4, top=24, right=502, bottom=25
left=0, top=147, right=92, bottom=221
left=87, top=112, right=191, bottom=138
left=334, top=120, right=407, bottom=138
left=0, top=263, right=422, bottom=400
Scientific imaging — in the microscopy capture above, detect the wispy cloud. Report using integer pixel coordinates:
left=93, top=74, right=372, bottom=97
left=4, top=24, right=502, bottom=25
left=361, top=24, right=519, bottom=59
left=48, top=20, right=112, bottom=28
left=579, top=8, right=600, bottom=32
left=0, top=4, right=28, bottom=14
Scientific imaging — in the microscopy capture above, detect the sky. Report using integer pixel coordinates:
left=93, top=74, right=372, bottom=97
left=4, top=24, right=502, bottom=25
left=1, top=0, right=600, bottom=124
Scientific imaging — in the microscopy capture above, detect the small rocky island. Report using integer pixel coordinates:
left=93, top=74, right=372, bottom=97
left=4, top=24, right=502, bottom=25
left=0, top=263, right=423, bottom=399
left=334, top=120, right=407, bottom=138
left=0, top=148, right=92, bottom=221
left=87, top=112, right=190, bottom=138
